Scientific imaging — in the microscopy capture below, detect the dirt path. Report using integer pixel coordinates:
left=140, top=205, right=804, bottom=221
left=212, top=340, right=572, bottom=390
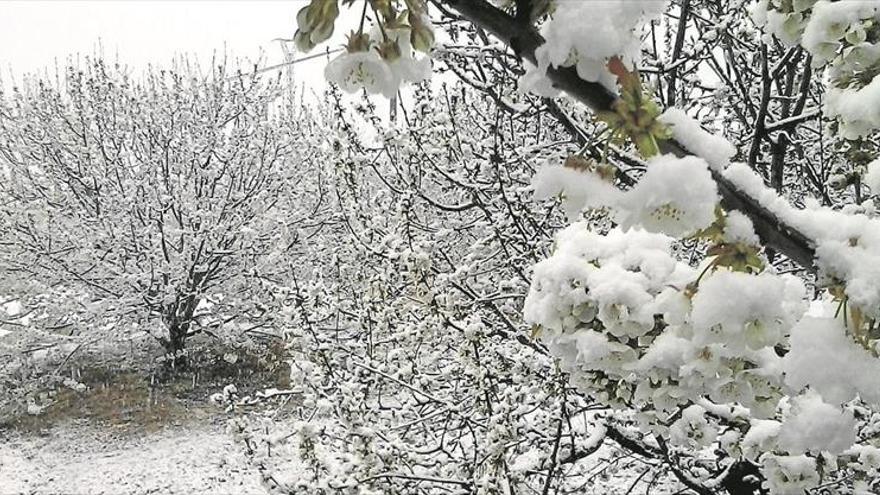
left=0, top=421, right=264, bottom=495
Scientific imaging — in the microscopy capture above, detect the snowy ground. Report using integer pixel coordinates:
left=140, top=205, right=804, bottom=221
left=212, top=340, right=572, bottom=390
left=0, top=421, right=264, bottom=495
left=0, top=323, right=295, bottom=495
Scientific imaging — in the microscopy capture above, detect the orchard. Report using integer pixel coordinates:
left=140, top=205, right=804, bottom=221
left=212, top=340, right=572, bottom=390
left=3, top=1, right=880, bottom=494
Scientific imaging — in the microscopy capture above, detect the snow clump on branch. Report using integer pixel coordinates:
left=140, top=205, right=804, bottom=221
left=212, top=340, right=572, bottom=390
left=533, top=153, right=718, bottom=237
left=520, top=0, right=669, bottom=95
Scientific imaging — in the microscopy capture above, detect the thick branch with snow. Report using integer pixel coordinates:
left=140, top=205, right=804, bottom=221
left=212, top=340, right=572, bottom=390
left=435, top=0, right=817, bottom=269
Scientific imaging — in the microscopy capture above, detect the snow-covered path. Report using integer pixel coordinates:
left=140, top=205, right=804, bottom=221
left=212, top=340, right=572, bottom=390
left=0, top=422, right=263, bottom=495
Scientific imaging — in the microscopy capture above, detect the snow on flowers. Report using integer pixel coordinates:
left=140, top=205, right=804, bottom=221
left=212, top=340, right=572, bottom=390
left=690, top=271, right=805, bottom=351
left=527, top=153, right=880, bottom=494
left=616, top=154, right=719, bottom=237
left=520, top=0, right=669, bottom=94
left=783, top=316, right=880, bottom=405
left=533, top=153, right=719, bottom=237
left=522, top=217, right=880, bottom=494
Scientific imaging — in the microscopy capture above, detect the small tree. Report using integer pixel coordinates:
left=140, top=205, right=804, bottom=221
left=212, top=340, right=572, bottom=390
left=0, top=60, right=300, bottom=367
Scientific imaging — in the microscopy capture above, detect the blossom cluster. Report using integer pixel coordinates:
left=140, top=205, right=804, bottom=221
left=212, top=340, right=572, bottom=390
left=520, top=0, right=669, bottom=96
left=295, top=0, right=435, bottom=99
left=324, top=27, right=432, bottom=99
left=525, top=78, right=880, bottom=493
left=532, top=152, right=719, bottom=237
left=523, top=214, right=880, bottom=493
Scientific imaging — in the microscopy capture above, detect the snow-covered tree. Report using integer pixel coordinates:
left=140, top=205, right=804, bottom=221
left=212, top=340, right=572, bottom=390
left=0, top=60, right=303, bottom=367
left=230, top=0, right=880, bottom=493
left=231, top=80, right=685, bottom=494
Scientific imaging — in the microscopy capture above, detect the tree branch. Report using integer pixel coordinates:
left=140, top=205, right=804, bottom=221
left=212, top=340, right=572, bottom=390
left=436, top=0, right=817, bottom=269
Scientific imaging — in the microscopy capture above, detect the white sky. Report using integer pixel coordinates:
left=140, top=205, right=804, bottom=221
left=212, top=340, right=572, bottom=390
left=0, top=1, right=345, bottom=88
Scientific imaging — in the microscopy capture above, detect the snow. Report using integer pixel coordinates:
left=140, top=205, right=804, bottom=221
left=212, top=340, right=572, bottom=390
left=825, top=77, right=880, bottom=140
left=522, top=0, right=668, bottom=94
left=864, top=157, right=880, bottom=194
left=509, top=448, right=543, bottom=473
left=845, top=444, right=880, bottom=474
left=741, top=419, right=781, bottom=461
left=629, top=330, right=689, bottom=374
left=525, top=224, right=692, bottom=336
left=617, top=154, right=719, bottom=237
left=777, top=390, right=857, bottom=454
left=522, top=255, right=598, bottom=334
left=533, top=154, right=719, bottom=237
left=690, top=271, right=805, bottom=351
left=760, top=454, right=820, bottom=495
left=668, top=404, right=716, bottom=449
left=518, top=60, right=560, bottom=97
left=590, top=264, right=656, bottom=338
left=723, top=161, right=880, bottom=316
left=0, top=423, right=264, bottom=495
left=651, top=287, right=691, bottom=326
left=562, top=328, right=633, bottom=368
left=525, top=224, right=695, bottom=378
left=552, top=223, right=681, bottom=276
left=531, top=163, right=621, bottom=221
left=658, top=108, right=736, bottom=170
left=783, top=316, right=880, bottom=405
left=582, top=422, right=608, bottom=452
left=722, top=210, right=760, bottom=246
left=3, top=300, right=22, bottom=316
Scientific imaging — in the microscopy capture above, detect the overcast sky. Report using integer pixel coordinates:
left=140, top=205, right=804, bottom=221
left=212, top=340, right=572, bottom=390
left=0, top=1, right=343, bottom=88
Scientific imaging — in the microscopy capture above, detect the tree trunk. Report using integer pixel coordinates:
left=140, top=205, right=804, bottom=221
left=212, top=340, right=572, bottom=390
left=160, top=293, right=199, bottom=371
left=721, top=461, right=766, bottom=495
left=159, top=272, right=207, bottom=372
left=163, top=319, right=189, bottom=371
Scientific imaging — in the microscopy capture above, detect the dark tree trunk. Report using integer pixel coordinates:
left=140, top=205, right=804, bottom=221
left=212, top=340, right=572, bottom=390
left=163, top=319, right=190, bottom=371
left=157, top=269, right=210, bottom=372
left=721, top=461, right=766, bottom=495
left=160, top=291, right=200, bottom=372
